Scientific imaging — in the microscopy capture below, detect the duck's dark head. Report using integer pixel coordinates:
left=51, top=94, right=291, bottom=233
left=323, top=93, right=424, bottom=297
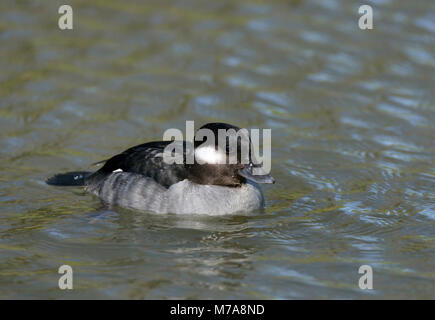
left=186, top=122, right=275, bottom=187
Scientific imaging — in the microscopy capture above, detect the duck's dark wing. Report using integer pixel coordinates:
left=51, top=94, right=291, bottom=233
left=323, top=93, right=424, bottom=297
left=89, top=141, right=189, bottom=188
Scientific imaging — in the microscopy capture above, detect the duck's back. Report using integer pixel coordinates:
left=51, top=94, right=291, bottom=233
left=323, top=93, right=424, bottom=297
left=87, top=141, right=189, bottom=188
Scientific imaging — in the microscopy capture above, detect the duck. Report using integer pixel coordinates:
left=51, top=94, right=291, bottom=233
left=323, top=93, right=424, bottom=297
left=46, top=122, right=274, bottom=215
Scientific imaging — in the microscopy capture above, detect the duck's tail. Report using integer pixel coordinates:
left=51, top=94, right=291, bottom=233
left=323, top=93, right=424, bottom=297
left=46, top=171, right=92, bottom=186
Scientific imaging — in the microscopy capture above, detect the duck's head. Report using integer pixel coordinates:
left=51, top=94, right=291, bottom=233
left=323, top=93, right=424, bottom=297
left=186, top=122, right=275, bottom=187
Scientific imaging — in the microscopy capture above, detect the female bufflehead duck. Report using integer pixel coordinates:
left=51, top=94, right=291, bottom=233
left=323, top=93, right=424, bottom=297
left=47, top=123, right=274, bottom=215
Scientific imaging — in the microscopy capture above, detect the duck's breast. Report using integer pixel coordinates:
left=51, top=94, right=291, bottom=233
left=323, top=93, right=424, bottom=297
left=166, top=180, right=264, bottom=215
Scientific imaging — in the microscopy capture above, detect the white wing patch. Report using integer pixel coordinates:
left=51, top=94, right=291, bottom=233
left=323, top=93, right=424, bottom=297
left=195, top=146, right=226, bottom=164
left=112, top=168, right=123, bottom=173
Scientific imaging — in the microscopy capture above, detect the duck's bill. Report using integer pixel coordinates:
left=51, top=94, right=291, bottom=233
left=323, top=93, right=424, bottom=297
left=237, top=166, right=275, bottom=184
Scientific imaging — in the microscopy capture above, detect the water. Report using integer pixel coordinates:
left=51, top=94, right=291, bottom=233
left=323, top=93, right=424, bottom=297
left=0, top=0, right=434, bottom=299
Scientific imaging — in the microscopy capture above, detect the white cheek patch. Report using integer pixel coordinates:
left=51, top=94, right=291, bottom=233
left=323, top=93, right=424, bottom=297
left=195, top=146, right=226, bottom=164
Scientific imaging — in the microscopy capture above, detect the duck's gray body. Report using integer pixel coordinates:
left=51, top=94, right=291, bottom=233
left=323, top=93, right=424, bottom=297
left=87, top=172, right=264, bottom=215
